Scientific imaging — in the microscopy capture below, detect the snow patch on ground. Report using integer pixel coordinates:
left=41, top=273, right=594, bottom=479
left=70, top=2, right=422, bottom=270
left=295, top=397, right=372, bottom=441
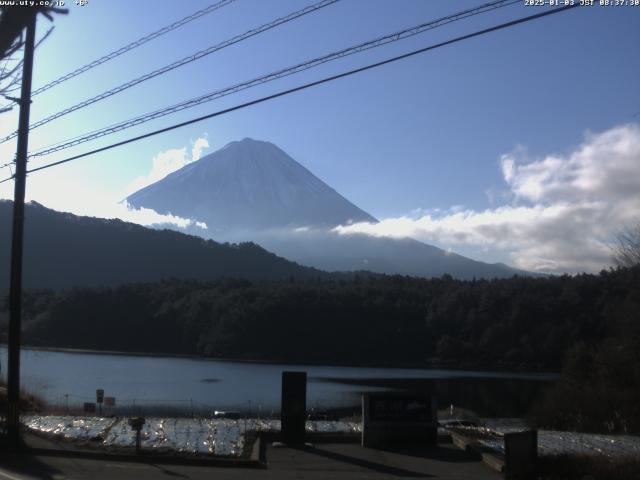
left=22, top=416, right=361, bottom=457
left=474, top=419, right=640, bottom=459
left=28, top=415, right=638, bottom=460
left=22, top=416, right=117, bottom=442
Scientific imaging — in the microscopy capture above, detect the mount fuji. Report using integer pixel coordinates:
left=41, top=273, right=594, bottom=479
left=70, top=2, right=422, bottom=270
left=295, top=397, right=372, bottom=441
left=127, top=138, right=526, bottom=279
left=127, top=138, right=376, bottom=234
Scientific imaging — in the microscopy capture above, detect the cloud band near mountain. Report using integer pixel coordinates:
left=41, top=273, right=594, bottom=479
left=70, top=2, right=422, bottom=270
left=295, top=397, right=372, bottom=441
left=335, top=124, right=640, bottom=274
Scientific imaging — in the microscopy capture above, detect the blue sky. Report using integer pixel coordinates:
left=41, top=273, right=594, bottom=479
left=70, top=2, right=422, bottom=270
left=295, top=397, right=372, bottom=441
left=0, top=0, right=639, bottom=273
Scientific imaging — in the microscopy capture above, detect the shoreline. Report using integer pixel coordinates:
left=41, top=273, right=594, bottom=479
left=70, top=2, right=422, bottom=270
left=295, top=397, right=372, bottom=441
left=0, top=344, right=559, bottom=378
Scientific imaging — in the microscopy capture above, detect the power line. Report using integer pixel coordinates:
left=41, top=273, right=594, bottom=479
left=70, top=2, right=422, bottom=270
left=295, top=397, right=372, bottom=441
left=0, top=3, right=579, bottom=183
left=0, top=3, right=227, bottom=110
left=31, top=0, right=237, bottom=97
left=28, top=0, right=520, bottom=159
left=0, top=0, right=340, bottom=145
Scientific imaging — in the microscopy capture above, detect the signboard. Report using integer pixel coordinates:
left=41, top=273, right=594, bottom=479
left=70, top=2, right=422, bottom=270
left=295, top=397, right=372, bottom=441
left=83, top=402, right=96, bottom=413
left=362, top=393, right=437, bottom=448
left=96, top=389, right=104, bottom=403
left=104, top=396, right=115, bottom=407
left=369, top=396, right=432, bottom=422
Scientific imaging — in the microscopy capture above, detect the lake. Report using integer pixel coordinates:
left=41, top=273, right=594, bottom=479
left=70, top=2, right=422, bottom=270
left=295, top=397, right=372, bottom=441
left=0, top=346, right=557, bottom=417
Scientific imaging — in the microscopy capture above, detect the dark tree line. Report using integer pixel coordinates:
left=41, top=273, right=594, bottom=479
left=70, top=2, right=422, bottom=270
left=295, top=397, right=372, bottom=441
left=2, top=266, right=638, bottom=372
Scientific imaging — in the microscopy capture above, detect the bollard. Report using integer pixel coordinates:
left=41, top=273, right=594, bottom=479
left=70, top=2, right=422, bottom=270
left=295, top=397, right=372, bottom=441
left=281, top=371, right=307, bottom=445
left=505, top=429, right=537, bottom=480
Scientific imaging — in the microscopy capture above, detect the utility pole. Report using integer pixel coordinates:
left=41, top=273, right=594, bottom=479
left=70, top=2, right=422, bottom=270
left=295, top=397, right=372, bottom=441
left=7, top=14, right=36, bottom=449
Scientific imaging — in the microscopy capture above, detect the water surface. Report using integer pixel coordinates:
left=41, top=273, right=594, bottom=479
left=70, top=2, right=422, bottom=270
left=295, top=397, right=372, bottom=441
left=0, top=346, right=556, bottom=416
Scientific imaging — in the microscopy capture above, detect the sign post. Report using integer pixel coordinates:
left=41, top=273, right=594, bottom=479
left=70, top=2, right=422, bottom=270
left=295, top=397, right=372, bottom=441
left=128, top=417, right=146, bottom=454
left=96, top=389, right=104, bottom=416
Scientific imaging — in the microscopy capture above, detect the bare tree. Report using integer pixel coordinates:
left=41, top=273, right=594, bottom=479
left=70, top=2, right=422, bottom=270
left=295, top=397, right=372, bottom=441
left=0, top=6, right=65, bottom=113
left=0, top=6, right=65, bottom=59
left=613, top=222, right=640, bottom=268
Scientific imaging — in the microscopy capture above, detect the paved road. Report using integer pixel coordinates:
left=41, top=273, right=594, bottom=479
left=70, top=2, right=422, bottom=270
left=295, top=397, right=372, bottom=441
left=0, top=442, right=500, bottom=479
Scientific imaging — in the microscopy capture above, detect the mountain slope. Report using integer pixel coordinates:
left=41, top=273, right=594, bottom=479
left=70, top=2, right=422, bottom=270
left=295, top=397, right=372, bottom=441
left=249, top=230, right=525, bottom=280
left=127, top=138, right=376, bottom=233
left=0, top=201, right=324, bottom=289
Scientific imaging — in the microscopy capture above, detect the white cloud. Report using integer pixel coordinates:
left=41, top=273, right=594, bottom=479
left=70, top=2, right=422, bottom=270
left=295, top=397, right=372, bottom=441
left=0, top=138, right=209, bottom=231
left=123, top=135, right=208, bottom=197
left=108, top=201, right=208, bottom=229
left=335, top=124, right=640, bottom=274
left=122, top=147, right=187, bottom=198
left=500, top=154, right=516, bottom=183
left=191, top=135, right=209, bottom=162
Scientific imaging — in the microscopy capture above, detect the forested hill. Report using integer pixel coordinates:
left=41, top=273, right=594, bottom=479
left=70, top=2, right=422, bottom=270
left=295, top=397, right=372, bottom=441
left=0, top=201, right=325, bottom=289
left=8, top=266, right=639, bottom=370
